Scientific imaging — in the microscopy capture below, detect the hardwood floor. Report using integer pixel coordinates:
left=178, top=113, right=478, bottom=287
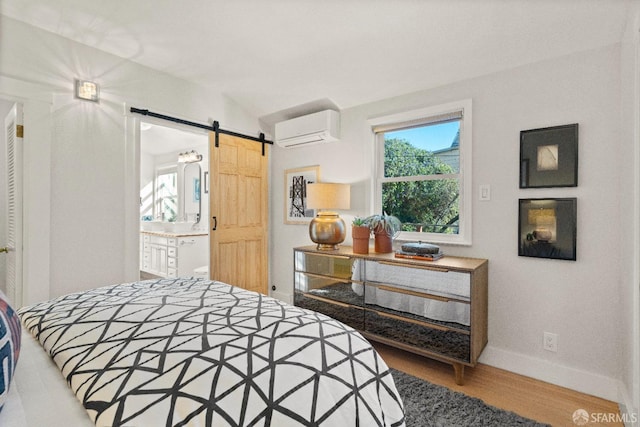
left=373, top=342, right=622, bottom=427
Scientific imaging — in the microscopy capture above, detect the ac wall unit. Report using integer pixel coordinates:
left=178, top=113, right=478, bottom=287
left=275, top=110, right=340, bottom=148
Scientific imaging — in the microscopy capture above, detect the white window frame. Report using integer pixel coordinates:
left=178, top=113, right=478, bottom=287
left=368, top=99, right=472, bottom=246
left=154, top=164, right=178, bottom=221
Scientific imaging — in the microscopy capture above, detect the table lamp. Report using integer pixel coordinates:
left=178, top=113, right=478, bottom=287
left=306, top=183, right=350, bottom=250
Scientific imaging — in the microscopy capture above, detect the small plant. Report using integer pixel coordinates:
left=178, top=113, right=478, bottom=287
left=352, top=217, right=371, bottom=254
left=352, top=217, right=368, bottom=227
left=365, top=212, right=402, bottom=238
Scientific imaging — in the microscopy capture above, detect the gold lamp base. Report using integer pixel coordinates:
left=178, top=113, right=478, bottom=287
left=309, top=211, right=346, bottom=251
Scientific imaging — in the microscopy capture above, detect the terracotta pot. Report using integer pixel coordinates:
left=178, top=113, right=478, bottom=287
left=352, top=226, right=370, bottom=254
left=374, top=230, right=393, bottom=253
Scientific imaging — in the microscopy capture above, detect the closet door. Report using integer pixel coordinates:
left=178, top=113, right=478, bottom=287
left=4, top=103, right=23, bottom=306
left=209, top=133, right=268, bottom=295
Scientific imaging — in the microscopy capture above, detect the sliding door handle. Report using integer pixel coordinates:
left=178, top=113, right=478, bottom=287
left=211, top=216, right=217, bottom=231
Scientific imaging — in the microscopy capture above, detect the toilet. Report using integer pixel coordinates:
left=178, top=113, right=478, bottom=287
left=193, top=265, right=208, bottom=279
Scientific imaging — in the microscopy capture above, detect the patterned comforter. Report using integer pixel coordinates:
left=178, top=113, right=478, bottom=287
left=19, top=278, right=405, bottom=427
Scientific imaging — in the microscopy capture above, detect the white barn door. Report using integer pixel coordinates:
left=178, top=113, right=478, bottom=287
left=3, top=103, right=23, bottom=306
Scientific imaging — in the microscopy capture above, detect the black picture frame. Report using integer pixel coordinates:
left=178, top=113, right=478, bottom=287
left=519, top=123, right=578, bottom=188
left=518, top=198, right=577, bottom=261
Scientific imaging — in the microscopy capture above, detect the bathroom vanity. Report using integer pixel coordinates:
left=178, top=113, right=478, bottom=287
left=140, top=231, right=207, bottom=278
left=293, top=245, right=488, bottom=384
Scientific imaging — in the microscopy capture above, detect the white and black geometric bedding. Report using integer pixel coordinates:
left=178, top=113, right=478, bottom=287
left=19, top=278, right=405, bottom=427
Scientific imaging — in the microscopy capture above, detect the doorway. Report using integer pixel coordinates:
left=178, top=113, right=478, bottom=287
left=139, top=122, right=210, bottom=280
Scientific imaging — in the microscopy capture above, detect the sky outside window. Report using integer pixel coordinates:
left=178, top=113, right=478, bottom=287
left=385, top=121, right=460, bottom=152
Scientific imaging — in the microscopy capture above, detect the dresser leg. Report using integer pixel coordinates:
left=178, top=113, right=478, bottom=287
left=453, top=363, right=465, bottom=385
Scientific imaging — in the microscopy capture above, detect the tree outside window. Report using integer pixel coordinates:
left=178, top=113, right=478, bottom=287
left=372, top=100, right=471, bottom=245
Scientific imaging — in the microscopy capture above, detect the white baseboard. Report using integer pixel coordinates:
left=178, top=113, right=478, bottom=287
left=618, top=383, right=639, bottom=427
left=480, top=345, right=622, bottom=403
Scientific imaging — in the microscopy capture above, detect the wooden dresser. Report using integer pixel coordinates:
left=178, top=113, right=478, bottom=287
left=293, top=245, right=488, bottom=384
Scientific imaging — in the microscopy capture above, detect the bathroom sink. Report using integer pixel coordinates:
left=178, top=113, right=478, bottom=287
left=141, top=220, right=164, bottom=231
left=164, top=221, right=195, bottom=233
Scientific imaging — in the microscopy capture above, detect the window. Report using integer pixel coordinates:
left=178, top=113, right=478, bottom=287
left=155, top=166, right=178, bottom=222
left=370, top=100, right=472, bottom=245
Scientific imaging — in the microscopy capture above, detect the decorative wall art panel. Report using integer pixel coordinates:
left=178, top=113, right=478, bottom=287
left=520, top=124, right=578, bottom=188
left=284, top=165, right=319, bottom=224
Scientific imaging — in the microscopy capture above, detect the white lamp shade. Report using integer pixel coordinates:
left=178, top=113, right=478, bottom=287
left=306, top=183, right=350, bottom=210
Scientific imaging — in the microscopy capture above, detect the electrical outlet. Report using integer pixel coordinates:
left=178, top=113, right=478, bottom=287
left=543, top=332, right=558, bottom=352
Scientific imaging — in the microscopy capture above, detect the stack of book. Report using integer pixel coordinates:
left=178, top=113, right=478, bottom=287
left=394, top=250, right=444, bottom=261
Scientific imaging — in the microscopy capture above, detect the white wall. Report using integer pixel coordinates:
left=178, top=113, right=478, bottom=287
left=619, top=3, right=640, bottom=419
left=0, top=16, right=261, bottom=301
left=271, top=44, right=629, bottom=402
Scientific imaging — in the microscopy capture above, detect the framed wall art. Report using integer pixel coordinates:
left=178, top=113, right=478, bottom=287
left=519, top=123, right=578, bottom=188
left=518, top=198, right=577, bottom=261
left=284, top=165, right=319, bottom=224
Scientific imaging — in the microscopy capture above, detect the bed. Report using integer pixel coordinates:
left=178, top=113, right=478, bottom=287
left=2, top=277, right=405, bottom=427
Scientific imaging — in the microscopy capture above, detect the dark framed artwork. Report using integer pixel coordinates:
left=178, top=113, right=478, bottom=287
left=284, top=165, right=319, bottom=224
left=518, top=198, right=577, bottom=261
left=519, top=123, right=578, bottom=188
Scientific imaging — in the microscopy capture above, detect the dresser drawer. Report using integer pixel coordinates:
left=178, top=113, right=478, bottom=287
left=167, top=257, right=177, bottom=269
left=365, top=309, right=471, bottom=362
left=364, top=283, right=470, bottom=326
left=294, top=291, right=364, bottom=331
left=364, top=260, right=471, bottom=300
left=167, top=247, right=177, bottom=258
left=294, top=251, right=354, bottom=280
left=295, top=272, right=363, bottom=307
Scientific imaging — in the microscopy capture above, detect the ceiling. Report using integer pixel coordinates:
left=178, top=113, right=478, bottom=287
left=140, top=123, right=208, bottom=156
left=0, top=0, right=632, bottom=120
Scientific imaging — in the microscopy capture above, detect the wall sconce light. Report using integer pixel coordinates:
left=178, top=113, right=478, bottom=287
left=75, top=79, right=99, bottom=102
left=306, top=183, right=351, bottom=250
left=178, top=150, right=203, bottom=163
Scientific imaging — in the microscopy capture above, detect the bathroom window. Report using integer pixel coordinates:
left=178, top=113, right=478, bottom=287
left=369, top=99, right=472, bottom=245
left=155, top=166, right=178, bottom=222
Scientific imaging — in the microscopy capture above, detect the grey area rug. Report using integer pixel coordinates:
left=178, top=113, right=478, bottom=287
left=392, top=369, right=550, bottom=427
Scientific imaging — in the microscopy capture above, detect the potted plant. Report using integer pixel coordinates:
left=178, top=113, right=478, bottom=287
left=365, top=212, right=402, bottom=253
left=351, top=217, right=370, bottom=254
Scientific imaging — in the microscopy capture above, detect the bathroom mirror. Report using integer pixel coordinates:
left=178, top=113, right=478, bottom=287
left=182, top=162, right=201, bottom=223
left=140, top=122, right=208, bottom=232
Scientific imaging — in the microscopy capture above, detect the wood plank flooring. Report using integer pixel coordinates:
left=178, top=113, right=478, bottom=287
left=373, top=342, right=622, bottom=427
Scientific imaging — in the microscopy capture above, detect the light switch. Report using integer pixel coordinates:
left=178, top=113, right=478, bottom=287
left=479, top=184, right=491, bottom=201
